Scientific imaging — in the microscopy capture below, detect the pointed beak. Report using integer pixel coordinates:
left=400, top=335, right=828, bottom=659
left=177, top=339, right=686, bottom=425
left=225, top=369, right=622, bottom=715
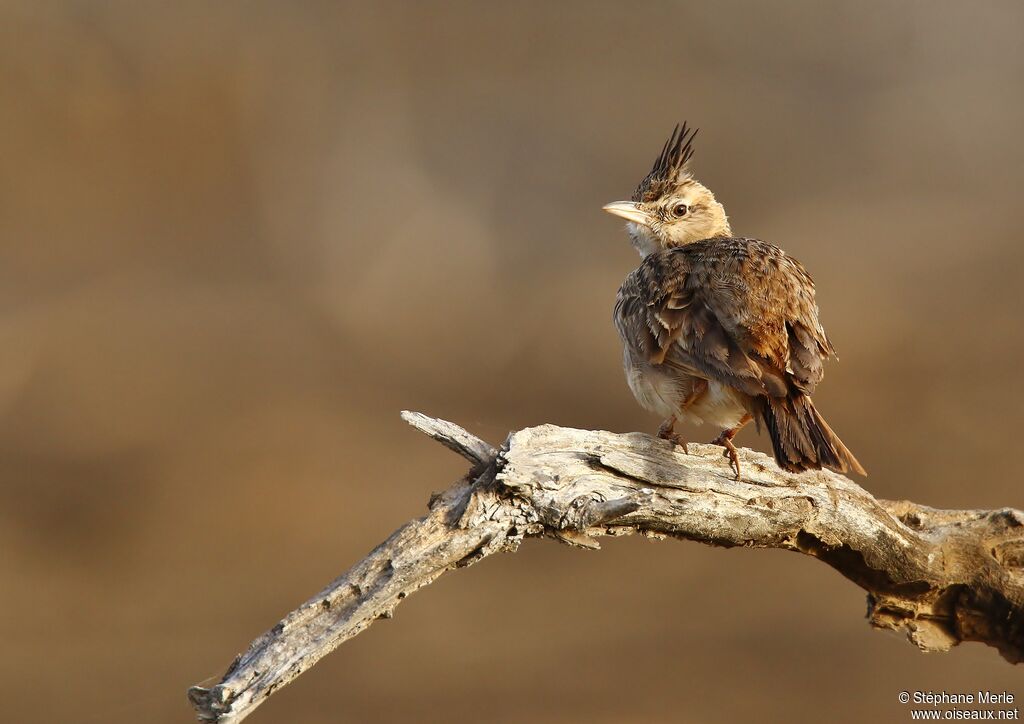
left=602, top=201, right=652, bottom=227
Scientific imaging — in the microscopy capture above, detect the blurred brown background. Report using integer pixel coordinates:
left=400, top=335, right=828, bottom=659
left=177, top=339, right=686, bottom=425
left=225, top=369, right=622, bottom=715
left=2, top=2, right=1023, bottom=722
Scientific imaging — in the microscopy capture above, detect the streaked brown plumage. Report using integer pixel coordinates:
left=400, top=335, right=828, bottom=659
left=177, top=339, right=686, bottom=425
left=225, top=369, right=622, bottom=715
left=605, top=124, right=865, bottom=478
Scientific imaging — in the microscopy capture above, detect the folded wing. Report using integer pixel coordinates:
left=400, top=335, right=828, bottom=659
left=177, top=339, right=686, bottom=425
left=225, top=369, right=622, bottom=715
left=615, top=237, right=833, bottom=401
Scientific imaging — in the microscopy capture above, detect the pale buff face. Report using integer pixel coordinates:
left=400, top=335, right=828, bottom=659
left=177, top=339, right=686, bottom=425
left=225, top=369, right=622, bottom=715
left=605, top=180, right=732, bottom=257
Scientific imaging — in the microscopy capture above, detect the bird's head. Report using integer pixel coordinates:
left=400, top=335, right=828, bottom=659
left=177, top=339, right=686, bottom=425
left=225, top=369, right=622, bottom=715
left=603, top=123, right=731, bottom=257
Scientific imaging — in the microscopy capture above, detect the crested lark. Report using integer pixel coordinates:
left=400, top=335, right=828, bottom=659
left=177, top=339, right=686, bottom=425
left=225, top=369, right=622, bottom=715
left=605, top=123, right=865, bottom=479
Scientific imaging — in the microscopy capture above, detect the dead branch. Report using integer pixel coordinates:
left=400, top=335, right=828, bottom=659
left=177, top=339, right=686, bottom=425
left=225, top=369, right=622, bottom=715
left=188, top=412, right=1024, bottom=723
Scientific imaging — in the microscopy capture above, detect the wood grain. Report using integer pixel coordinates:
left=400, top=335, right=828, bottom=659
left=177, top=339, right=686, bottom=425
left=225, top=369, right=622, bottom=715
left=189, top=412, right=1024, bottom=723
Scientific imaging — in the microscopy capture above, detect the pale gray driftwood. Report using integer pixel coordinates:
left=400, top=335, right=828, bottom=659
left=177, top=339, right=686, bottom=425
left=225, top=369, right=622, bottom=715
left=189, top=412, right=1024, bottom=723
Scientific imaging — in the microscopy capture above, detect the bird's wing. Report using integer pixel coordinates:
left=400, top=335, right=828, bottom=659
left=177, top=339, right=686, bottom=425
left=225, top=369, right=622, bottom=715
left=615, top=238, right=834, bottom=399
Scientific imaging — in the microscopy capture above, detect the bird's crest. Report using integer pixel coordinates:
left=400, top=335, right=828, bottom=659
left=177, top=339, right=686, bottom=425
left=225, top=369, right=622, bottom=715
left=632, top=122, right=698, bottom=202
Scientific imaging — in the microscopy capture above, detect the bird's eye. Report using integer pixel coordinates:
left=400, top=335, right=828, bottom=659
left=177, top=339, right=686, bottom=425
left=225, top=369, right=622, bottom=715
left=671, top=203, right=689, bottom=218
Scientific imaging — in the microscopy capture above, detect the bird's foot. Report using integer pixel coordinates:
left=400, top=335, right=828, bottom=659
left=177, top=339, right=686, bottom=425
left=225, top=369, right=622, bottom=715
left=711, top=431, right=741, bottom=480
left=657, top=417, right=689, bottom=454
left=661, top=432, right=690, bottom=454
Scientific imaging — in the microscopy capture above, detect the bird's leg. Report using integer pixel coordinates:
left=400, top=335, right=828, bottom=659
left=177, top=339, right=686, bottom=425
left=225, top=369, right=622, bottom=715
left=657, top=380, right=709, bottom=454
left=715, top=432, right=741, bottom=480
left=711, top=413, right=753, bottom=480
left=657, top=415, right=688, bottom=453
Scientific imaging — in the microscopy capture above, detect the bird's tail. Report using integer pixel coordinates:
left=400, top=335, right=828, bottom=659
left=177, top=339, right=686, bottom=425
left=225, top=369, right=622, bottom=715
left=759, top=394, right=866, bottom=476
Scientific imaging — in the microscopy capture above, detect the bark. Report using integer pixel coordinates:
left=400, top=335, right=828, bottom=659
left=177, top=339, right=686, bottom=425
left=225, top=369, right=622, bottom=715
left=188, top=412, right=1024, bottom=723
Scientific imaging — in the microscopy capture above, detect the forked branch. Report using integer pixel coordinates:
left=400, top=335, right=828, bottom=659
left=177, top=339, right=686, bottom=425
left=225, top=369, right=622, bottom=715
left=188, top=412, right=1024, bottom=723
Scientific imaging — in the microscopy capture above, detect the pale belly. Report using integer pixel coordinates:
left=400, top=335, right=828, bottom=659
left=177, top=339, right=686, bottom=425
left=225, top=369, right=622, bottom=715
left=624, top=353, right=748, bottom=430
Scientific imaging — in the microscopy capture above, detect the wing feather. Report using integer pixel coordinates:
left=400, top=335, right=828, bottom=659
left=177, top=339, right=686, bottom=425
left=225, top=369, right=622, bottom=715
left=614, top=237, right=833, bottom=400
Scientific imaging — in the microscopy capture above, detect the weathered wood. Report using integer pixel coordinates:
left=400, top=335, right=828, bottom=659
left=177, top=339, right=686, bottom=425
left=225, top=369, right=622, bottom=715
left=188, top=413, right=1024, bottom=723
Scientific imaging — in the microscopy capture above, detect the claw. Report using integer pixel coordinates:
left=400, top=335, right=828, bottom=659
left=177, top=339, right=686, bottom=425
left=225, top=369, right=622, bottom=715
left=666, top=433, right=689, bottom=455
left=657, top=416, right=689, bottom=454
left=722, top=439, right=741, bottom=479
left=710, top=430, right=742, bottom=480
left=709, top=414, right=752, bottom=481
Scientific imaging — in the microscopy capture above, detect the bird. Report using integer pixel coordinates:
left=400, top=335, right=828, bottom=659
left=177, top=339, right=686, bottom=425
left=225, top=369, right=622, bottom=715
left=604, top=123, right=865, bottom=479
